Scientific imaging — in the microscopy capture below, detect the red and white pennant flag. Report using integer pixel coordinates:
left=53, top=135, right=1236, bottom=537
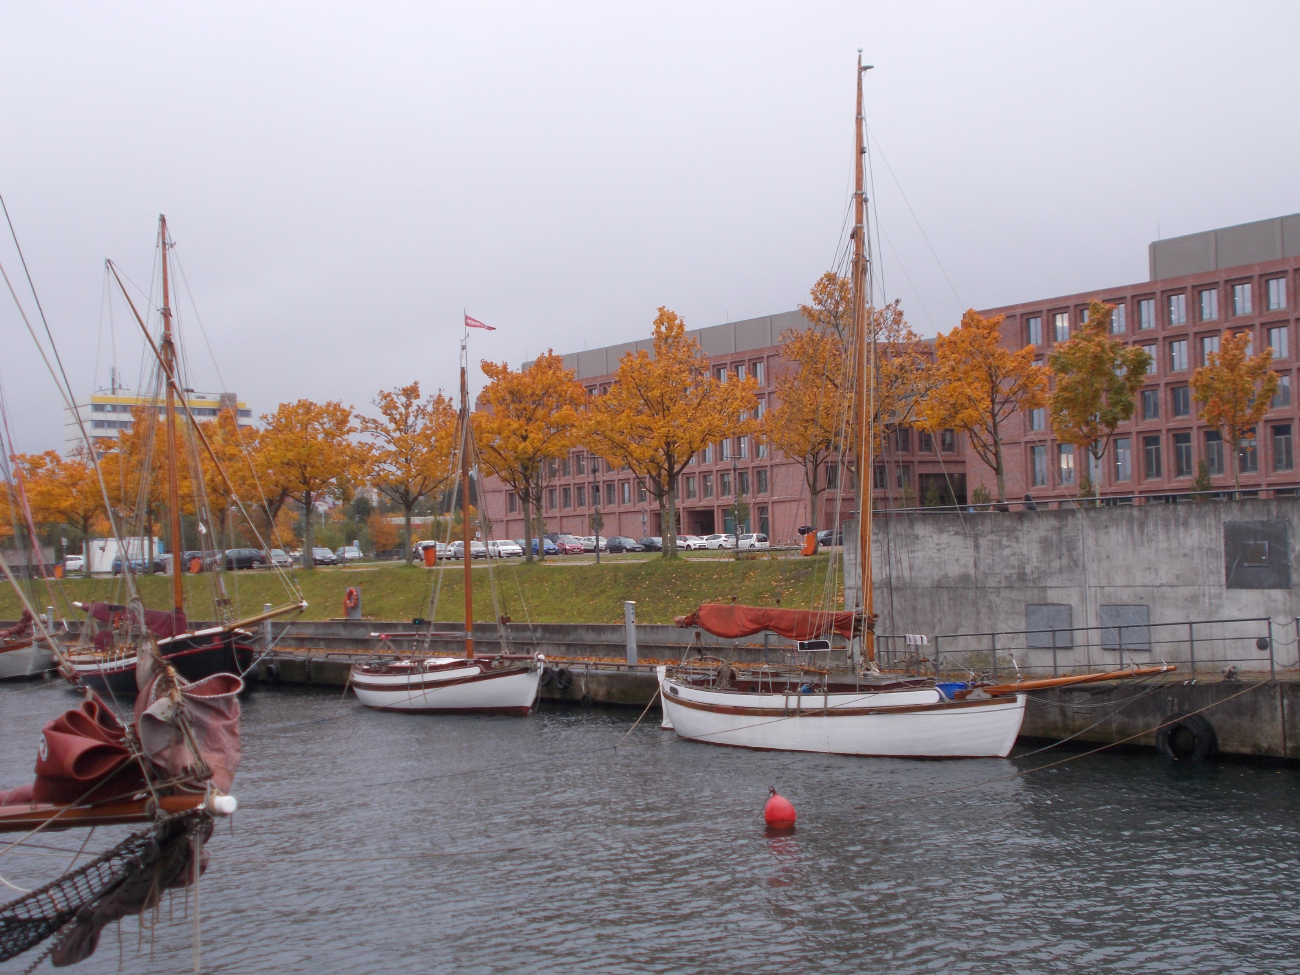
left=464, top=313, right=495, bottom=331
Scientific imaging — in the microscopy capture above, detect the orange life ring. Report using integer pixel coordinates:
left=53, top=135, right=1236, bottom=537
left=343, top=587, right=360, bottom=611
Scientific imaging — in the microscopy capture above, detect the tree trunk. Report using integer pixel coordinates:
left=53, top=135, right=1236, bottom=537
left=1232, top=428, right=1241, bottom=495
left=662, top=483, right=677, bottom=557
left=403, top=502, right=414, bottom=565
left=302, top=491, right=315, bottom=569
left=808, top=466, right=821, bottom=555
left=520, top=485, right=534, bottom=564
left=993, top=441, right=1007, bottom=504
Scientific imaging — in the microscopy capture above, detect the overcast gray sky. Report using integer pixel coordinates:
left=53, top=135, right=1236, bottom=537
left=2, top=1, right=1297, bottom=452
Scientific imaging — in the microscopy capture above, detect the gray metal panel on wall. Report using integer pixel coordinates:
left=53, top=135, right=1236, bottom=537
left=604, top=342, right=638, bottom=370
left=1150, top=233, right=1216, bottom=280
left=695, top=323, right=735, bottom=356
left=1224, top=520, right=1291, bottom=589
left=1025, top=604, right=1072, bottom=648
left=733, top=316, right=772, bottom=352
left=560, top=353, right=579, bottom=374
left=1100, top=604, right=1151, bottom=651
left=1283, top=214, right=1300, bottom=258
left=1217, top=220, right=1283, bottom=269
left=576, top=349, right=608, bottom=379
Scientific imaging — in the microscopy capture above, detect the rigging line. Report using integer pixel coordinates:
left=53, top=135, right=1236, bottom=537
left=854, top=678, right=1270, bottom=812
left=878, top=224, right=938, bottom=335
left=864, top=126, right=965, bottom=310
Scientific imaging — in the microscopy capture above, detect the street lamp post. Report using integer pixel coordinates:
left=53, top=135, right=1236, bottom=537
left=732, top=455, right=740, bottom=560
left=592, top=479, right=601, bottom=565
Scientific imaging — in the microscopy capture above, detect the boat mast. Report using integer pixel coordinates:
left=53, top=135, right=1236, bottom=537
left=159, top=215, right=185, bottom=624
left=852, top=53, right=875, bottom=667
left=460, top=343, right=474, bottom=659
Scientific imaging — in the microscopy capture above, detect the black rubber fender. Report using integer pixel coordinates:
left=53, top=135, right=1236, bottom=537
left=554, top=667, right=573, bottom=692
left=1156, top=713, right=1218, bottom=762
left=540, top=666, right=555, bottom=688
left=266, top=662, right=280, bottom=684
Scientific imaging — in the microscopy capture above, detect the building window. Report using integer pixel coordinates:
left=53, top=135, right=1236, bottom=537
left=1273, top=424, right=1294, bottom=471
left=1111, top=304, right=1126, bottom=334
left=1027, top=316, right=1042, bottom=345
left=1200, top=334, right=1220, bottom=366
left=1031, top=445, right=1047, bottom=487
left=941, top=429, right=955, bottom=453
left=547, top=488, right=557, bottom=510
left=684, top=476, right=696, bottom=500
left=758, top=505, right=769, bottom=536
left=590, top=456, right=601, bottom=474
left=560, top=457, right=570, bottom=478
left=825, top=464, right=839, bottom=490
left=1268, top=326, right=1289, bottom=360
left=1239, top=429, right=1259, bottom=474
left=1199, top=288, right=1219, bottom=321
left=702, top=443, right=713, bottom=464
left=1029, top=407, right=1046, bottom=432
left=873, top=464, right=887, bottom=490
left=637, top=481, right=647, bottom=503
left=91, top=403, right=107, bottom=412
left=702, top=474, right=713, bottom=498
left=736, top=363, right=747, bottom=381
left=1141, top=389, right=1159, bottom=420
left=716, top=367, right=728, bottom=383
left=756, top=440, right=767, bottom=459
left=1273, top=374, right=1292, bottom=409
left=1139, top=298, right=1156, bottom=330
left=1114, top=437, right=1132, bottom=482
left=508, top=493, right=517, bottom=513
left=738, top=436, right=748, bottom=459
left=753, top=361, right=765, bottom=385
left=896, top=466, right=911, bottom=489
left=719, top=471, right=732, bottom=496
left=720, top=439, right=731, bottom=461
left=604, top=482, right=615, bottom=507
left=1267, top=277, right=1287, bottom=312
left=1168, top=294, right=1187, bottom=326
left=919, top=430, right=934, bottom=453
left=620, top=482, right=631, bottom=504
left=1173, top=432, right=1193, bottom=477
left=561, top=486, right=571, bottom=508
left=755, top=397, right=765, bottom=419
left=576, top=485, right=586, bottom=508
left=1053, top=312, right=1069, bottom=342
left=1080, top=307, right=1090, bottom=325
left=1169, top=340, right=1188, bottom=372
left=1058, top=444, right=1075, bottom=485
left=1171, top=385, right=1191, bottom=417
left=755, top=469, right=768, bottom=494
left=1204, top=431, right=1224, bottom=475
left=737, top=470, right=750, bottom=496
left=1232, top=282, right=1253, bottom=317
left=1143, top=344, right=1157, bottom=374
left=574, top=454, right=586, bottom=475
left=1143, top=435, right=1162, bottom=479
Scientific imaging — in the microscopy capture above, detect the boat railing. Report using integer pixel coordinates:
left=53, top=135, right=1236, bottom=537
left=876, top=614, right=1291, bottom=681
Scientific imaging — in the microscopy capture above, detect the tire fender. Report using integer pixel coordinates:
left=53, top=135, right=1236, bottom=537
left=1156, top=713, right=1218, bottom=762
left=554, top=667, right=573, bottom=692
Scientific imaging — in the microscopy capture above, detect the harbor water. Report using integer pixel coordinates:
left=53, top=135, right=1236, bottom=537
left=2, top=682, right=1299, bottom=974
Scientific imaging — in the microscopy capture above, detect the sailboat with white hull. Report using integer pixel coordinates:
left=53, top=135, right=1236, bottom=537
left=657, top=56, right=1165, bottom=759
left=350, top=329, right=543, bottom=714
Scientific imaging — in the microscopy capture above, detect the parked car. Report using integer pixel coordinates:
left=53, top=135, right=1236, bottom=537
left=336, top=545, right=364, bottom=563
left=269, top=548, right=294, bottom=568
left=703, top=534, right=736, bottom=550
left=638, top=536, right=663, bottom=552
left=580, top=535, right=608, bottom=553
left=527, top=538, right=559, bottom=556
left=554, top=535, right=585, bottom=555
left=676, top=535, right=706, bottom=550
left=225, top=548, right=267, bottom=570
left=63, top=555, right=85, bottom=573
left=488, top=539, right=523, bottom=558
left=449, top=541, right=489, bottom=559
left=180, top=549, right=224, bottom=572
left=413, top=540, right=449, bottom=561
left=816, top=529, right=845, bottom=547
left=311, top=547, right=340, bottom=566
left=606, top=536, right=643, bottom=553
left=737, top=532, right=770, bottom=550
left=111, top=555, right=166, bottom=575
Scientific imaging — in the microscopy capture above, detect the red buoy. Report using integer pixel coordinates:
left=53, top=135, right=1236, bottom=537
left=763, top=787, right=796, bottom=830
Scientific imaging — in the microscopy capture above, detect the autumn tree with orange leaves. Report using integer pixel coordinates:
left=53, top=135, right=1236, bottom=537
left=586, top=308, right=758, bottom=557
left=1048, top=300, right=1151, bottom=498
left=361, top=382, right=458, bottom=564
left=919, top=309, right=1048, bottom=504
left=1191, top=329, right=1280, bottom=492
left=258, top=400, right=365, bottom=569
left=474, top=352, right=586, bottom=563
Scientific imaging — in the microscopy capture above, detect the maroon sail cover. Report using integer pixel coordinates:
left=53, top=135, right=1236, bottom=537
left=675, top=603, right=859, bottom=640
left=135, top=671, right=243, bottom=793
left=1, top=608, right=33, bottom=640
left=83, top=602, right=187, bottom=639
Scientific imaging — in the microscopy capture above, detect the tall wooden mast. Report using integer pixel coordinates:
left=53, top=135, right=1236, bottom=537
left=852, top=54, right=875, bottom=666
left=158, top=215, right=185, bottom=623
left=460, top=348, right=474, bottom=659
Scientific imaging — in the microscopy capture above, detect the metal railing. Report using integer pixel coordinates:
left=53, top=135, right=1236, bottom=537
left=864, top=486, right=1300, bottom=517
left=875, top=615, right=1296, bottom=681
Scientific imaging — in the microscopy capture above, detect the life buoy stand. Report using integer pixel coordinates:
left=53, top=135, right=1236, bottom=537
left=1156, top=713, right=1218, bottom=762
left=343, top=587, right=360, bottom=614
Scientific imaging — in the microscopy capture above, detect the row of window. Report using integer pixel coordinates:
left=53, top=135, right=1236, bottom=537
left=582, top=359, right=769, bottom=399
left=883, top=427, right=958, bottom=455
left=1028, top=425, right=1295, bottom=487
left=1140, top=330, right=1289, bottom=377
left=1024, top=276, right=1291, bottom=346
left=508, top=468, right=773, bottom=514
left=88, top=403, right=252, bottom=419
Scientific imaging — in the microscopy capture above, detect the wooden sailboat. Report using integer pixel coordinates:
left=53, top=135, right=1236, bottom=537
left=350, top=331, right=544, bottom=714
left=0, top=610, right=54, bottom=680
left=61, top=215, right=305, bottom=695
left=656, top=56, right=1168, bottom=759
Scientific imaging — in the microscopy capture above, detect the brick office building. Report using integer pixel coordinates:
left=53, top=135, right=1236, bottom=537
left=476, top=311, right=967, bottom=545
left=976, top=214, right=1300, bottom=504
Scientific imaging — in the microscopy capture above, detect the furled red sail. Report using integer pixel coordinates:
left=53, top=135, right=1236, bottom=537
left=82, top=601, right=187, bottom=639
left=0, top=609, right=33, bottom=640
left=675, top=603, right=859, bottom=641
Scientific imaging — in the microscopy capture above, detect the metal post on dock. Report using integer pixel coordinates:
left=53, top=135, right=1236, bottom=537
left=1268, top=618, right=1275, bottom=680
left=1188, top=621, right=1196, bottom=677
left=624, top=601, right=637, bottom=665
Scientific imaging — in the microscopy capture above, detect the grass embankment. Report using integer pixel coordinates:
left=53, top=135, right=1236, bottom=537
left=2, top=555, right=845, bottom=625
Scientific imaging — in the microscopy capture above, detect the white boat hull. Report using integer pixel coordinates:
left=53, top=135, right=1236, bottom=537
left=0, top=641, right=54, bottom=680
left=658, top=671, right=1026, bottom=759
left=352, top=658, right=543, bottom=714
